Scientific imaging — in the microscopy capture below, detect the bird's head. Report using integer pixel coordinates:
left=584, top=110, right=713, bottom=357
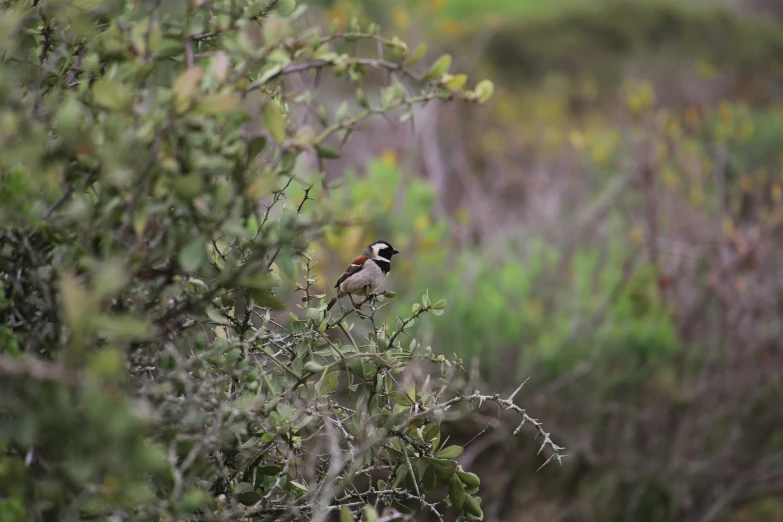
left=364, top=240, right=399, bottom=262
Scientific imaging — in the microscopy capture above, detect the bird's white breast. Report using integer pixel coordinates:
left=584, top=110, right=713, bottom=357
left=340, top=260, right=387, bottom=295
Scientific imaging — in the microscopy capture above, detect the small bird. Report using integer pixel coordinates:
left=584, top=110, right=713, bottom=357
left=326, top=240, right=400, bottom=311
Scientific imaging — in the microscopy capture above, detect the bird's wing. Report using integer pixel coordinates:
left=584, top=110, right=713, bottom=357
left=335, top=256, right=367, bottom=288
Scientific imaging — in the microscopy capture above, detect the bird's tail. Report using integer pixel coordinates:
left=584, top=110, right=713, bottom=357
left=326, top=296, right=338, bottom=311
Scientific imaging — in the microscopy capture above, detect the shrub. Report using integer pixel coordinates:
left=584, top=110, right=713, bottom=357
left=0, top=0, right=564, bottom=521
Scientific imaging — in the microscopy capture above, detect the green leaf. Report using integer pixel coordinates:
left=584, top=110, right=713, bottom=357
left=210, top=51, right=231, bottom=83
left=156, top=38, right=184, bottom=58
left=257, top=465, right=282, bottom=475
left=179, top=488, right=208, bottom=511
left=475, top=80, right=495, bottom=104
left=277, top=252, right=297, bottom=281
left=442, top=74, right=467, bottom=90
left=355, top=88, right=369, bottom=108
left=262, top=101, right=286, bottom=143
left=92, top=79, right=133, bottom=111
left=256, top=63, right=283, bottom=87
left=303, top=360, right=324, bottom=373
left=205, top=308, right=230, bottom=326
left=340, top=507, right=352, bottom=522
left=422, top=463, right=436, bottom=491
left=273, top=0, right=297, bottom=16
left=55, top=95, right=83, bottom=135
left=294, top=415, right=313, bottom=430
left=319, top=371, right=340, bottom=394
left=403, top=43, right=427, bottom=66
left=264, top=396, right=282, bottom=413
left=194, top=93, right=242, bottom=114
left=179, top=237, right=207, bottom=273
left=423, top=424, right=440, bottom=443
left=248, top=136, right=267, bottom=161
left=131, top=19, right=162, bottom=56
left=389, top=390, right=413, bottom=407
left=281, top=149, right=299, bottom=171
left=381, top=83, right=404, bottom=109
left=315, top=144, right=341, bottom=159
left=422, top=54, right=451, bottom=81
left=242, top=272, right=280, bottom=292
left=243, top=219, right=259, bottom=242
left=456, top=470, right=481, bottom=488
left=449, top=473, right=466, bottom=509
left=237, top=490, right=263, bottom=505
left=436, top=445, right=464, bottom=459
left=336, top=101, right=349, bottom=122
left=294, top=125, right=316, bottom=148
left=87, top=348, right=126, bottom=378
left=424, top=457, right=456, bottom=480
left=263, top=13, right=292, bottom=43
left=289, top=481, right=309, bottom=493
left=93, top=259, right=129, bottom=301
left=220, top=220, right=251, bottom=239
left=91, top=314, right=153, bottom=341
left=432, top=299, right=447, bottom=309
left=362, top=506, right=378, bottom=522
left=241, top=273, right=284, bottom=309
left=171, top=172, right=203, bottom=200
left=173, top=67, right=204, bottom=113
left=277, top=402, right=295, bottom=421
left=463, top=495, right=483, bottom=518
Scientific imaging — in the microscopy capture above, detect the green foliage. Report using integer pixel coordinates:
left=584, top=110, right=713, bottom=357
left=0, top=1, right=551, bottom=521
left=320, top=159, right=678, bottom=383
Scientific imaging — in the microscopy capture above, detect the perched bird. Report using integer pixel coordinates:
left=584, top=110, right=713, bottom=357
left=326, top=240, right=400, bottom=311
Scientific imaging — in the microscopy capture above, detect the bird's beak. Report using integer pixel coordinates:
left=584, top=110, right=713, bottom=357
left=392, top=248, right=400, bottom=255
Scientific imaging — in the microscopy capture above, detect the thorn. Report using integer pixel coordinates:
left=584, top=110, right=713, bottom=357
left=507, top=376, right=530, bottom=402
left=512, top=418, right=526, bottom=436
left=536, top=453, right=556, bottom=472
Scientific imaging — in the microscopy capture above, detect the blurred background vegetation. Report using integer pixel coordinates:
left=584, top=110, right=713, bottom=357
left=303, top=0, right=783, bottom=521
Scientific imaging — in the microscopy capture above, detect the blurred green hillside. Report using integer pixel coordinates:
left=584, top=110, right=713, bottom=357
left=306, top=0, right=783, bottom=521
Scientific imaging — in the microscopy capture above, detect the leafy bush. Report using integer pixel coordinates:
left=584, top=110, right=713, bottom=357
left=0, top=1, right=564, bottom=521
